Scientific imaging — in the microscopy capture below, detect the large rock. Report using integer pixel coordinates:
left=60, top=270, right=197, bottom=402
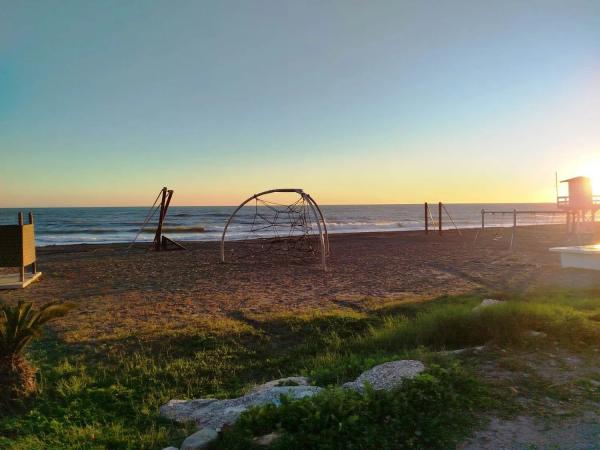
left=190, top=386, right=322, bottom=431
left=161, top=384, right=322, bottom=441
left=164, top=385, right=322, bottom=450
left=342, top=360, right=425, bottom=392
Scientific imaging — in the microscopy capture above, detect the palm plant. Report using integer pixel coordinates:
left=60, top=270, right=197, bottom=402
left=0, top=300, right=73, bottom=400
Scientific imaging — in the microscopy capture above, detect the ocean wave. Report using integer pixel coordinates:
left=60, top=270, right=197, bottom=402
left=40, top=225, right=208, bottom=235
left=157, top=225, right=209, bottom=233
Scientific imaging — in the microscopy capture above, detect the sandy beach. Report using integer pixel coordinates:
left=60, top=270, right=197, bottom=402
left=2, top=225, right=598, bottom=343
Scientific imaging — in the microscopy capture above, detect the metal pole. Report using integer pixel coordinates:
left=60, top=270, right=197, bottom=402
left=510, top=209, right=516, bottom=249
left=438, top=202, right=442, bottom=236
left=481, top=209, right=485, bottom=229
left=425, top=202, right=429, bottom=234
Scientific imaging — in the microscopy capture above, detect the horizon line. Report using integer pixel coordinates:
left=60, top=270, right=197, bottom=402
left=0, top=201, right=558, bottom=209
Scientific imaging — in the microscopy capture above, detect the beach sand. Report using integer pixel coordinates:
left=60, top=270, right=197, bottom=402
left=1, top=226, right=599, bottom=342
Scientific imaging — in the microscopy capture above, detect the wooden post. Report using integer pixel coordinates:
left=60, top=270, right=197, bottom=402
left=481, top=209, right=485, bottom=230
left=160, top=190, right=174, bottom=249
left=438, top=202, right=442, bottom=236
left=18, top=212, right=24, bottom=281
left=424, top=202, right=429, bottom=234
left=28, top=213, right=37, bottom=274
left=154, top=187, right=167, bottom=251
left=510, top=209, right=517, bottom=249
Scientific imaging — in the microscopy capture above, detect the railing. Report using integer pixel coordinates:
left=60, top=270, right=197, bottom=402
left=557, top=195, right=600, bottom=208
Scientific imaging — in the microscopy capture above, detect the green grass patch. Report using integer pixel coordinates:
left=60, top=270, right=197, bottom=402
left=2, top=290, right=600, bottom=448
left=217, top=364, right=488, bottom=450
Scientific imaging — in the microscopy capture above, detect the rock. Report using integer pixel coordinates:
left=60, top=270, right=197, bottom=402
left=162, top=385, right=322, bottom=438
left=473, top=298, right=503, bottom=312
left=253, top=431, right=282, bottom=446
left=248, top=376, right=310, bottom=394
left=180, top=428, right=219, bottom=449
left=190, top=386, right=322, bottom=431
left=160, top=398, right=218, bottom=423
left=172, top=385, right=322, bottom=450
left=162, top=447, right=179, bottom=450
left=342, top=360, right=425, bottom=392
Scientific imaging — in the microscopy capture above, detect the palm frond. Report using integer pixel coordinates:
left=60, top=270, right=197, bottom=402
left=0, top=300, right=74, bottom=359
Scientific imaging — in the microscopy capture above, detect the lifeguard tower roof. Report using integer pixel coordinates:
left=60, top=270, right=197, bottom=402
left=561, top=176, right=590, bottom=183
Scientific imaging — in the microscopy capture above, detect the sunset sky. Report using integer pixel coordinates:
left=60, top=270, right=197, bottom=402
left=1, top=0, right=599, bottom=207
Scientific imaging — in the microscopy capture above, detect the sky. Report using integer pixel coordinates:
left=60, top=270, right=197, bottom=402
left=1, top=0, right=599, bottom=207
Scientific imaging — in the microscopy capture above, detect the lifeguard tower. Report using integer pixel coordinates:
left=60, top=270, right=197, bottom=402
left=557, top=176, right=600, bottom=234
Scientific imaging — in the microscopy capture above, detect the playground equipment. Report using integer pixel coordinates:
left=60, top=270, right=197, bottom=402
left=129, top=187, right=185, bottom=251
left=220, top=188, right=329, bottom=270
left=424, top=202, right=462, bottom=236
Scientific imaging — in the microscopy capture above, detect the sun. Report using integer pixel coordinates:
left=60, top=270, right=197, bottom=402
left=584, top=165, right=600, bottom=194
left=573, top=160, right=600, bottom=194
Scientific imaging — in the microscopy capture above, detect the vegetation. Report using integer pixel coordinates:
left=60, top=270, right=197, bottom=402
left=0, top=301, right=73, bottom=404
left=217, top=365, right=487, bottom=449
left=1, top=289, right=600, bottom=449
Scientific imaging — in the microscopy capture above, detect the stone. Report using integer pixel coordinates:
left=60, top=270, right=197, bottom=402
left=248, top=376, right=310, bottom=394
left=180, top=428, right=219, bottom=450
left=253, top=431, right=282, bottom=446
left=342, top=360, right=425, bottom=392
left=162, top=447, right=179, bottom=450
left=160, top=398, right=218, bottom=423
left=160, top=385, right=322, bottom=440
left=473, top=298, right=503, bottom=311
left=162, top=384, right=323, bottom=450
left=190, top=386, right=322, bottom=431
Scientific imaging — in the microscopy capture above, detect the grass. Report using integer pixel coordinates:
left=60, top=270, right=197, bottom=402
left=2, top=288, right=600, bottom=449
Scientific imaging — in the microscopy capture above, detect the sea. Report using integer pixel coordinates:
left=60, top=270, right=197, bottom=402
left=0, top=204, right=565, bottom=247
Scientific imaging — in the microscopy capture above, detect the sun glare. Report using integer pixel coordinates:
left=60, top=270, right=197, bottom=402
left=583, top=163, right=600, bottom=194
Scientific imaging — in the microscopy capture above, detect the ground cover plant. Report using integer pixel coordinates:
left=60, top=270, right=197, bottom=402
left=1, top=288, right=600, bottom=449
left=0, top=301, right=73, bottom=405
left=216, top=364, right=488, bottom=450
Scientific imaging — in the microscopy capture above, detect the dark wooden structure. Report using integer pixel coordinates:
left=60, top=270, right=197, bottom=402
left=129, top=187, right=186, bottom=251
left=0, top=212, right=42, bottom=289
left=152, top=187, right=186, bottom=251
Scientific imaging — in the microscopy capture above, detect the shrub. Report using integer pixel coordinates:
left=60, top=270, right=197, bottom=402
left=0, top=300, right=73, bottom=404
left=217, top=364, right=488, bottom=449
